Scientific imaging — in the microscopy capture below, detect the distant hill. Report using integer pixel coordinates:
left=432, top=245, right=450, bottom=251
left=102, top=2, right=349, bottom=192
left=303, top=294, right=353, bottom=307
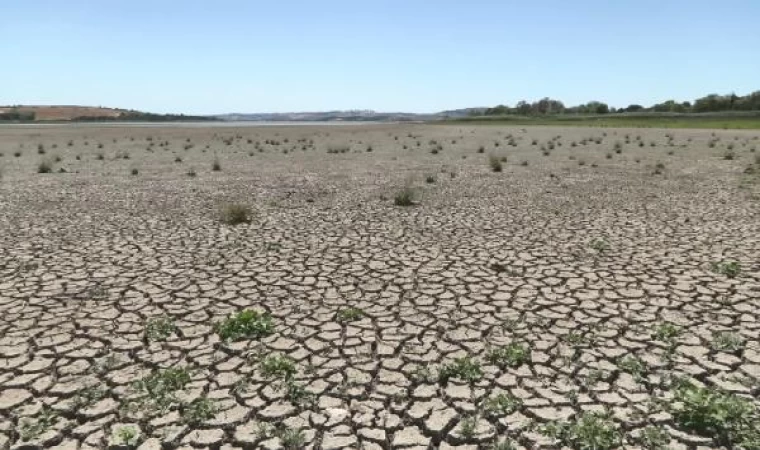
left=215, top=108, right=484, bottom=122
left=0, top=105, right=216, bottom=122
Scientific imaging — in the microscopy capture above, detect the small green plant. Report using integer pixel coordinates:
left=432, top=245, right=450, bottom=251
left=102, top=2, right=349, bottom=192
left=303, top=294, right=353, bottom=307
left=214, top=309, right=274, bottom=341
left=181, top=397, right=218, bottom=425
left=259, top=354, right=298, bottom=380
left=219, top=203, right=252, bottom=225
left=279, top=427, right=307, bottom=449
left=589, top=238, right=610, bottom=253
left=18, top=407, right=58, bottom=441
left=489, top=155, right=503, bottom=172
left=491, top=438, right=518, bottom=450
left=113, top=425, right=139, bottom=446
left=486, top=343, right=531, bottom=368
left=712, top=260, right=741, bottom=278
left=653, top=322, right=681, bottom=343
left=542, top=412, right=622, bottom=450
left=144, top=316, right=177, bottom=342
left=438, top=357, right=483, bottom=384
left=283, top=380, right=315, bottom=407
left=483, top=392, right=522, bottom=417
left=336, top=307, right=365, bottom=323
left=670, top=381, right=759, bottom=447
left=635, top=425, right=670, bottom=450
left=394, top=187, right=415, bottom=206
left=617, top=355, right=646, bottom=379
left=458, top=415, right=477, bottom=439
left=711, top=331, right=745, bottom=352
left=132, top=367, right=191, bottom=412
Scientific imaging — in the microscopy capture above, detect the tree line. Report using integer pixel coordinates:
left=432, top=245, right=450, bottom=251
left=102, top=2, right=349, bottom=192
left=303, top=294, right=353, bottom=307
left=0, top=109, right=35, bottom=121
left=482, top=91, right=760, bottom=116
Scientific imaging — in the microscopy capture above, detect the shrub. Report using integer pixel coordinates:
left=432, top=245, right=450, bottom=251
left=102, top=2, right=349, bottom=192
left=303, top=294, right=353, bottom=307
left=219, top=203, right=251, bottom=225
left=712, top=260, right=741, bottom=278
left=144, top=316, right=177, bottom=342
left=181, top=397, right=217, bottom=425
left=542, top=412, right=622, bottom=450
left=214, top=309, right=274, bottom=341
left=259, top=354, right=298, bottom=380
left=483, top=393, right=522, bottom=417
left=337, top=307, right=365, bottom=322
left=394, top=187, right=415, bottom=206
left=670, top=382, right=759, bottom=447
left=438, top=357, right=483, bottom=384
left=132, top=367, right=192, bottom=412
left=131, top=168, right=139, bottom=176
left=212, top=158, right=221, bottom=171
left=486, top=343, right=531, bottom=368
left=425, top=175, right=436, bottom=184
left=37, top=160, right=53, bottom=173
left=488, top=155, right=503, bottom=172
left=711, top=331, right=745, bottom=352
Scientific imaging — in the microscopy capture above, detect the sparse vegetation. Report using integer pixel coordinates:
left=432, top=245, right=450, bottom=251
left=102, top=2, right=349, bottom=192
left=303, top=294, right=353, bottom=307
left=37, top=159, right=53, bottom=173
left=438, top=357, right=483, bottom=384
left=259, top=354, right=298, bottom=380
left=670, top=381, right=760, bottom=448
left=488, top=154, right=503, bottom=172
left=181, top=397, right=218, bottom=424
left=712, top=260, right=741, bottom=278
left=394, top=186, right=415, bottom=206
left=219, top=203, right=252, bottom=225
left=214, top=309, right=274, bottom=341
left=336, top=307, right=365, bottom=322
left=542, top=412, right=622, bottom=450
left=486, top=342, right=531, bottom=368
left=144, top=316, right=177, bottom=342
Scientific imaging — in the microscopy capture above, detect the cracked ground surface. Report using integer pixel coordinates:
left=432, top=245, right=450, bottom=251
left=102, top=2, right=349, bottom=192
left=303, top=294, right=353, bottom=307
left=0, top=123, right=759, bottom=449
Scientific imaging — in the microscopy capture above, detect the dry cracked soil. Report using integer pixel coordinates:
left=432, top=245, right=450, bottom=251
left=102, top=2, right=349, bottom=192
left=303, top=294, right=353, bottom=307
left=0, top=123, right=759, bottom=450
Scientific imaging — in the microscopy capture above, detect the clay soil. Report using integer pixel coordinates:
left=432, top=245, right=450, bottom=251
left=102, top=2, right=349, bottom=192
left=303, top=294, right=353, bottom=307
left=0, top=123, right=758, bottom=449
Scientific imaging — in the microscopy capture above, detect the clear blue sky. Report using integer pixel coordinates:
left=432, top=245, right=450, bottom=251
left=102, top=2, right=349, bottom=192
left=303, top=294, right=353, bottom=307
left=2, top=1, right=759, bottom=114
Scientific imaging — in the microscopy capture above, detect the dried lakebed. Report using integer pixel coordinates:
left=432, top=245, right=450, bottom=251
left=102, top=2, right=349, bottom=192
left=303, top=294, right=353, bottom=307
left=0, top=124, right=759, bottom=449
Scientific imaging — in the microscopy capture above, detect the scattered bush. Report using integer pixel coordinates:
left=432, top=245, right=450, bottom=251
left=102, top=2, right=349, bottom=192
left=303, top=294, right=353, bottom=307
left=214, top=309, right=274, bottom=341
left=394, top=187, right=415, bottom=207
left=337, top=307, right=365, bottom=322
left=259, top=354, right=298, bottom=380
left=488, top=155, right=503, bottom=172
left=712, top=260, right=741, bottom=278
left=219, top=203, right=252, bottom=225
left=37, top=160, right=53, bottom=173
left=438, top=357, right=483, bottom=384
left=670, top=382, right=759, bottom=447
left=486, top=343, right=531, bottom=368
left=542, top=412, right=622, bottom=450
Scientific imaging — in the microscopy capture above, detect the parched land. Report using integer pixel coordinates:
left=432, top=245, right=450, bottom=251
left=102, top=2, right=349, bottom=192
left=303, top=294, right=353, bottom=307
left=0, top=123, right=759, bottom=450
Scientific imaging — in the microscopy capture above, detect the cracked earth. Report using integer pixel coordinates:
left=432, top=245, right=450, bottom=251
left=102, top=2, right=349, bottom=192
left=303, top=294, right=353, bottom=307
left=0, top=124, right=759, bottom=449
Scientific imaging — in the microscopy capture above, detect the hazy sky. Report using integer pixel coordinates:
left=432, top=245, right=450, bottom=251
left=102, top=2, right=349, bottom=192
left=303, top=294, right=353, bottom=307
left=2, top=1, right=759, bottom=114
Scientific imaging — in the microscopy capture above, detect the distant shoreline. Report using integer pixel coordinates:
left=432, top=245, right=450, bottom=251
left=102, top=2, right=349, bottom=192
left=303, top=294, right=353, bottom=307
left=0, top=120, right=407, bottom=128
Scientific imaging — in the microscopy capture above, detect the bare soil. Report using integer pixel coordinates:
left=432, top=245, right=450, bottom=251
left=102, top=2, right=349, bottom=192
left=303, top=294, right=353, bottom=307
left=0, top=124, right=758, bottom=449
